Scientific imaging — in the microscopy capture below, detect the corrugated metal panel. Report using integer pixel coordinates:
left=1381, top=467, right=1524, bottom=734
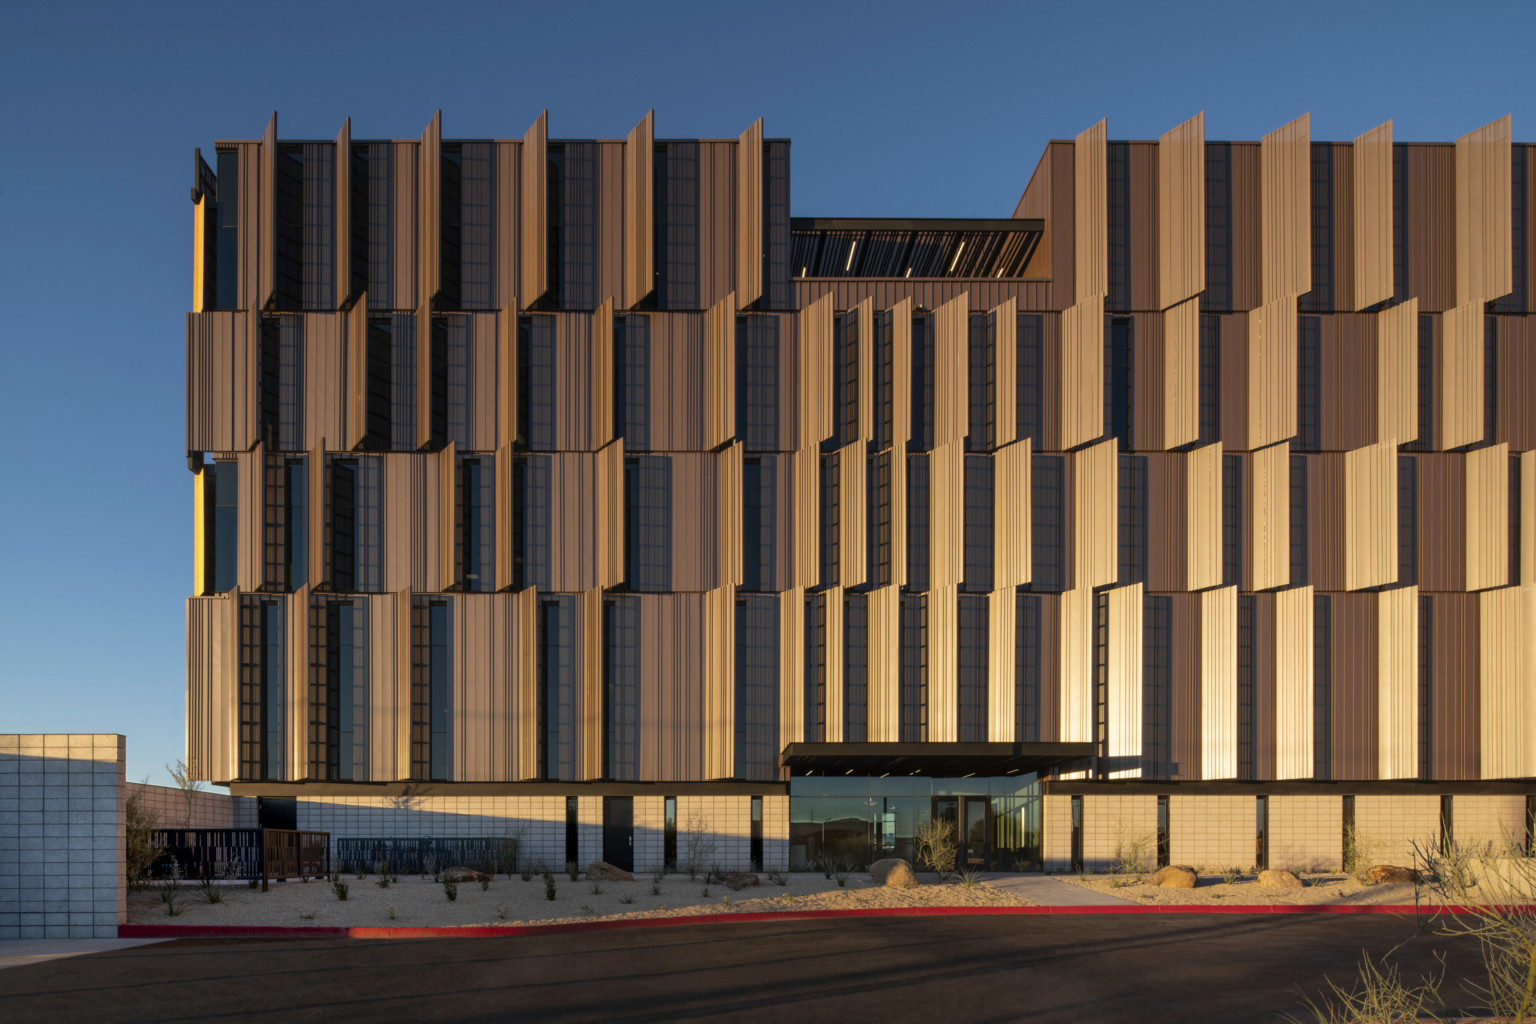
left=1074, top=120, right=1107, bottom=303
left=236, top=446, right=262, bottom=591
left=779, top=587, right=805, bottom=753
left=364, top=593, right=400, bottom=782
left=1200, top=586, right=1237, bottom=780
left=596, top=142, right=626, bottom=310
left=437, top=442, right=459, bottom=591
left=597, top=439, right=625, bottom=589
left=1222, top=295, right=1297, bottom=451
left=494, top=142, right=521, bottom=313
left=1376, top=585, right=1419, bottom=780
left=793, top=447, right=819, bottom=590
left=1159, top=112, right=1206, bottom=309
left=1465, top=443, right=1512, bottom=592
left=1103, top=584, right=1143, bottom=777
left=344, top=296, right=367, bottom=450
left=1346, top=441, right=1397, bottom=591
left=394, top=590, right=414, bottom=778
left=335, top=119, right=350, bottom=306
left=929, top=440, right=965, bottom=590
left=555, top=312, right=598, bottom=451
left=414, top=300, right=432, bottom=450
left=463, top=312, right=500, bottom=451
left=1261, top=113, right=1311, bottom=302
left=624, top=111, right=654, bottom=309
left=699, top=141, right=738, bottom=313
left=306, top=443, right=325, bottom=590
left=1480, top=584, right=1535, bottom=779
left=1067, top=437, right=1118, bottom=589
left=1134, top=296, right=1199, bottom=450
left=186, top=595, right=238, bottom=782
left=1417, top=445, right=1510, bottom=592
left=302, top=313, right=344, bottom=450
left=706, top=293, right=737, bottom=448
left=284, top=587, right=308, bottom=780
left=1427, top=592, right=1479, bottom=780
left=1258, top=586, right=1314, bottom=780
left=258, top=114, right=276, bottom=311
left=890, top=438, right=908, bottom=590
left=637, top=593, right=706, bottom=781
left=671, top=452, right=722, bottom=592
left=392, top=141, right=418, bottom=311
left=1457, top=116, right=1514, bottom=307
left=591, top=300, right=614, bottom=447
left=867, top=585, right=900, bottom=742
left=838, top=440, right=866, bottom=588
left=855, top=298, right=874, bottom=444
left=986, top=587, right=1016, bottom=743
left=520, top=112, right=548, bottom=306
left=1435, top=302, right=1486, bottom=450
left=1146, top=443, right=1222, bottom=592
left=1495, top=315, right=1536, bottom=450
left=1327, top=592, right=1379, bottom=779
left=1326, top=143, right=1357, bottom=313
left=799, top=293, right=833, bottom=447
left=993, top=438, right=1032, bottom=588
left=494, top=445, right=513, bottom=590
left=1404, top=144, right=1457, bottom=312
left=1051, top=293, right=1104, bottom=450
left=1056, top=587, right=1093, bottom=744
left=823, top=586, right=845, bottom=742
left=1125, top=142, right=1159, bottom=312
left=1522, top=451, right=1536, bottom=585
left=1227, top=142, right=1264, bottom=312
left=718, top=442, right=743, bottom=588
left=453, top=592, right=490, bottom=781
left=237, top=141, right=261, bottom=310
left=1353, top=121, right=1394, bottom=310
left=419, top=112, right=441, bottom=308
left=793, top=279, right=1051, bottom=313
left=497, top=305, right=518, bottom=449
left=513, top=587, right=538, bottom=780
left=1378, top=298, right=1419, bottom=444
left=1242, top=440, right=1290, bottom=591
left=646, top=311, right=705, bottom=451
left=482, top=591, right=519, bottom=781
left=933, top=293, right=969, bottom=448
left=577, top=588, right=603, bottom=781
left=926, top=584, right=958, bottom=742
left=890, top=298, right=913, bottom=452
left=737, top=119, right=764, bottom=309
left=992, top=298, right=1018, bottom=446
left=187, top=311, right=258, bottom=453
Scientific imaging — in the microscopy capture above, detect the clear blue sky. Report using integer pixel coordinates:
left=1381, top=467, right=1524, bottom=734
left=0, top=0, right=1530, bottom=788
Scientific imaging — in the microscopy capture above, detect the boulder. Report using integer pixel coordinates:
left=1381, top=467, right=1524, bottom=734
left=870, top=858, right=919, bottom=888
left=1151, top=865, right=1198, bottom=889
left=1363, top=864, right=1419, bottom=885
left=726, top=872, right=759, bottom=888
left=441, top=866, right=490, bottom=883
left=1258, top=868, right=1304, bottom=890
left=585, top=861, right=635, bottom=882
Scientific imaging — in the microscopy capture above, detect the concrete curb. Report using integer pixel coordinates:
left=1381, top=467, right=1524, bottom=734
left=119, top=902, right=1516, bottom=940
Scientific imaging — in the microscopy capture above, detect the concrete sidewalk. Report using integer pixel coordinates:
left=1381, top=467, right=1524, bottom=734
left=0, top=939, right=164, bottom=971
left=983, top=872, right=1138, bottom=906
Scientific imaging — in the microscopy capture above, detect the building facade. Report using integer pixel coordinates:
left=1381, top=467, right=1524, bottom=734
left=185, top=110, right=1535, bottom=875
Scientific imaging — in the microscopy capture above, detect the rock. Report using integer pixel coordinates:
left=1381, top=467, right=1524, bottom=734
left=1258, top=868, right=1304, bottom=890
left=870, top=858, right=919, bottom=888
left=726, top=872, right=759, bottom=888
left=585, top=861, right=634, bottom=882
left=441, top=866, right=490, bottom=883
left=1363, top=864, right=1419, bottom=885
left=1151, top=865, right=1198, bottom=889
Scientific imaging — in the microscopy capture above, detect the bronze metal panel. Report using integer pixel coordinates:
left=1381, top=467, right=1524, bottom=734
left=237, top=141, right=261, bottom=311
left=1328, top=143, right=1357, bottom=313
left=438, top=442, right=459, bottom=591
left=1404, top=144, right=1457, bottom=312
left=799, top=293, right=833, bottom=447
left=1353, top=121, right=1394, bottom=310
left=1495, top=315, right=1536, bottom=450
left=597, top=142, right=626, bottom=311
left=1146, top=444, right=1222, bottom=592
left=555, top=312, right=596, bottom=451
left=495, top=444, right=512, bottom=590
left=855, top=298, right=874, bottom=444
left=647, top=311, right=705, bottom=451
left=306, top=444, right=325, bottom=590
left=259, top=114, right=275, bottom=311
left=360, top=593, right=396, bottom=782
left=1242, top=440, right=1290, bottom=592
left=929, top=440, right=965, bottom=590
left=823, top=586, right=845, bottom=742
left=1222, top=296, right=1296, bottom=451
left=638, top=593, right=707, bottom=781
left=699, top=141, right=738, bottom=312
left=1105, top=583, right=1143, bottom=777
left=1056, top=587, right=1093, bottom=744
left=1521, top=451, right=1536, bottom=585
left=414, top=301, right=432, bottom=450
left=547, top=450, right=608, bottom=593
left=1227, top=142, right=1264, bottom=312
left=1158, top=112, right=1206, bottom=309
left=1200, top=586, right=1237, bottom=780
left=521, top=112, right=548, bottom=306
left=514, top=587, right=538, bottom=780
left=1379, top=298, right=1419, bottom=444
left=187, top=311, right=256, bottom=452
left=598, top=439, right=625, bottom=589
left=285, top=587, right=309, bottom=780
left=192, top=466, right=211, bottom=595
left=1125, top=142, right=1160, bottom=313
left=236, top=445, right=262, bottom=591
left=793, top=446, right=819, bottom=590
left=890, top=437, right=908, bottom=589
left=1074, top=120, right=1107, bottom=304
left=993, top=438, right=1032, bottom=589
left=718, top=442, right=744, bottom=588
left=1345, top=441, right=1397, bottom=591
left=419, top=111, right=441, bottom=308
left=779, top=587, right=805, bottom=752
left=495, top=142, right=521, bottom=312
left=303, top=313, right=345, bottom=451
left=497, top=305, right=517, bottom=450
left=453, top=592, right=491, bottom=781
left=624, top=112, right=654, bottom=309
left=934, top=294, right=969, bottom=448
left=1134, top=296, right=1199, bottom=450
left=592, top=300, right=615, bottom=448
left=1261, top=114, right=1311, bottom=302
left=838, top=439, right=867, bottom=588
left=464, top=312, right=500, bottom=452
left=867, top=585, right=900, bottom=742
left=1457, top=116, right=1514, bottom=307
left=1479, top=584, right=1535, bottom=779
left=1376, top=585, right=1419, bottom=780
left=1327, top=592, right=1380, bottom=780
left=186, top=595, right=238, bottom=782
left=891, top=298, right=913, bottom=451
left=1435, top=302, right=1486, bottom=450
left=987, top=587, right=1017, bottom=743
left=737, top=119, right=764, bottom=309
left=992, top=298, right=1018, bottom=446
left=335, top=118, right=351, bottom=307
left=344, top=295, right=367, bottom=450
left=392, top=141, right=418, bottom=311
left=1067, top=438, right=1117, bottom=589
left=703, top=586, right=736, bottom=779
left=706, top=294, right=737, bottom=449
left=1253, top=586, right=1314, bottom=780
left=1428, top=592, right=1480, bottom=780
left=793, top=279, right=1051, bottom=313
left=1051, top=293, right=1104, bottom=450
left=578, top=588, right=604, bottom=780
left=670, top=452, right=721, bottom=592
left=1465, top=443, right=1512, bottom=592
left=1418, top=445, right=1510, bottom=592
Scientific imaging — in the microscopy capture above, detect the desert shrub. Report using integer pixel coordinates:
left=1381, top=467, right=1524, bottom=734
left=566, top=861, right=580, bottom=882
left=683, top=815, right=717, bottom=882
left=124, top=789, right=162, bottom=892
left=158, top=860, right=185, bottom=916
left=544, top=874, right=557, bottom=901
left=914, top=819, right=958, bottom=878
left=331, top=875, right=350, bottom=901
left=442, top=879, right=458, bottom=901
left=1110, top=822, right=1155, bottom=875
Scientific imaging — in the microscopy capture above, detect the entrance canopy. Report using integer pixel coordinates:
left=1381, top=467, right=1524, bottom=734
left=780, top=741, right=1094, bottom=778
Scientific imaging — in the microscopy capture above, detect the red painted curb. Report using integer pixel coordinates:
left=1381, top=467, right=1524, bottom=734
left=118, top=902, right=1503, bottom=940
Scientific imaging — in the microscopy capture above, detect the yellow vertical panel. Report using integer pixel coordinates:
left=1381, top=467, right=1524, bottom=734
left=236, top=446, right=262, bottom=592
left=705, top=586, right=737, bottom=779
left=799, top=293, right=834, bottom=447
left=1057, top=587, right=1093, bottom=743
left=1254, top=295, right=1298, bottom=449
left=927, top=584, right=958, bottom=742
left=890, top=298, right=913, bottom=450
left=414, top=301, right=432, bottom=450
left=242, top=308, right=260, bottom=446
left=521, top=112, right=548, bottom=306
left=823, top=587, right=845, bottom=743
left=1353, top=121, right=1394, bottom=310
left=624, top=111, right=654, bottom=310
left=1261, top=113, right=1311, bottom=302
left=1273, top=585, right=1315, bottom=780
left=856, top=298, right=874, bottom=444
left=867, top=585, right=900, bottom=742
left=192, top=466, right=210, bottom=596
left=1377, top=298, right=1419, bottom=443
left=1521, top=452, right=1536, bottom=585
left=454, top=593, right=491, bottom=782
left=929, top=441, right=965, bottom=589
left=1074, top=119, right=1108, bottom=303
left=598, top=438, right=625, bottom=589
left=1376, top=585, right=1419, bottom=779
left=579, top=588, right=604, bottom=781
left=993, top=298, right=1018, bottom=447
left=1344, top=441, right=1398, bottom=591
left=706, top=292, right=737, bottom=448
left=592, top=299, right=614, bottom=447
left=987, top=588, right=1016, bottom=742
left=1067, top=438, right=1118, bottom=589
left=192, top=195, right=208, bottom=313
left=1158, top=112, right=1206, bottom=309
left=736, top=118, right=763, bottom=309
left=419, top=111, right=441, bottom=307
left=1245, top=440, right=1290, bottom=591
left=258, top=114, right=276, bottom=312
left=994, top=438, right=1032, bottom=588
left=1456, top=115, right=1514, bottom=307
left=1436, top=302, right=1485, bottom=450
left=718, top=442, right=744, bottom=588
left=1107, top=583, right=1143, bottom=777
left=1465, top=443, right=1511, bottom=592
left=1479, top=585, right=1532, bottom=779
left=494, top=444, right=512, bottom=590
left=285, top=587, right=309, bottom=781
left=437, top=442, right=458, bottom=592
left=344, top=294, right=367, bottom=450
left=934, top=294, right=970, bottom=448
left=497, top=305, right=518, bottom=449
left=1058, top=293, right=1104, bottom=450
left=1188, top=443, right=1223, bottom=590
left=1163, top=295, right=1201, bottom=449
left=514, top=587, right=538, bottom=780
left=793, top=447, right=819, bottom=590
left=779, top=587, right=805, bottom=752
left=1200, top=585, right=1237, bottom=780
left=306, top=444, right=326, bottom=590
left=838, top=440, right=867, bottom=588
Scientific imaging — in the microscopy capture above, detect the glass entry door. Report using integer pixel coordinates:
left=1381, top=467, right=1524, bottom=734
left=962, top=797, right=990, bottom=868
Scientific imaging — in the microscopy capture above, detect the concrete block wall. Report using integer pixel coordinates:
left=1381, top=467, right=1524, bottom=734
left=1269, top=795, right=1343, bottom=872
left=1043, top=794, right=1072, bottom=871
left=122, top=782, right=257, bottom=830
left=1170, top=795, right=1258, bottom=872
left=0, top=735, right=125, bottom=939
left=674, top=795, right=787, bottom=872
left=1079, top=795, right=1158, bottom=872
left=1453, top=794, right=1527, bottom=853
left=1355, top=795, right=1441, bottom=867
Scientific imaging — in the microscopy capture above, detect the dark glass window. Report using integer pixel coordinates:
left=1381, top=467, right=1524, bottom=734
left=1222, top=454, right=1243, bottom=588
left=957, top=595, right=988, bottom=742
left=1016, top=595, right=1042, bottom=742
left=262, top=601, right=285, bottom=780
left=963, top=455, right=994, bottom=591
left=664, top=796, right=678, bottom=871
left=311, top=599, right=367, bottom=782
left=736, top=315, right=779, bottom=450
left=1237, top=595, right=1256, bottom=781
left=1290, top=454, right=1310, bottom=587
left=1407, top=315, right=1435, bottom=451
left=763, top=141, right=793, bottom=310
left=1106, top=143, right=1130, bottom=312
left=459, top=457, right=494, bottom=592
left=605, top=596, right=639, bottom=781
left=834, top=312, right=860, bottom=448
left=867, top=451, right=892, bottom=587
left=389, top=315, right=418, bottom=451
left=909, top=314, right=934, bottom=451
left=1399, top=455, right=1418, bottom=585
left=1511, top=457, right=1523, bottom=587
left=1094, top=592, right=1109, bottom=772
left=1392, top=146, right=1408, bottom=305
left=1204, top=142, right=1232, bottom=312
left=1493, top=148, right=1528, bottom=312
left=1143, top=595, right=1172, bottom=779
left=1301, top=144, right=1333, bottom=312
left=906, top=453, right=930, bottom=591
left=1314, top=594, right=1332, bottom=781
left=821, top=452, right=840, bottom=586
left=363, top=319, right=393, bottom=450
left=803, top=594, right=826, bottom=742
left=214, top=148, right=240, bottom=310
left=521, top=315, right=556, bottom=450
left=1105, top=317, right=1134, bottom=448
left=210, top=460, right=238, bottom=593
left=1118, top=453, right=1147, bottom=586
left=441, top=316, right=471, bottom=448
left=1017, top=313, right=1043, bottom=442
left=735, top=596, right=781, bottom=778
left=454, top=142, right=495, bottom=310
left=742, top=457, right=778, bottom=591
left=872, top=312, right=894, bottom=450
left=616, top=314, right=650, bottom=450
left=540, top=596, right=577, bottom=781
left=1419, top=595, right=1433, bottom=780
left=1031, top=454, right=1064, bottom=591
left=329, top=458, right=382, bottom=593
left=967, top=313, right=996, bottom=451
left=273, top=145, right=335, bottom=311
left=364, top=143, right=394, bottom=308
left=899, top=594, right=928, bottom=742
left=522, top=454, right=551, bottom=590
left=1198, top=314, right=1221, bottom=445
left=258, top=316, right=303, bottom=451
left=843, top=595, right=868, bottom=743
left=654, top=142, right=699, bottom=310
left=626, top=456, right=672, bottom=592
left=285, top=460, right=308, bottom=590
left=1296, top=316, right=1322, bottom=450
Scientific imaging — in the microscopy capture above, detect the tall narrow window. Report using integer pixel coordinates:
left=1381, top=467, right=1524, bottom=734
left=967, top=313, right=995, bottom=451
left=654, top=142, right=700, bottom=311
left=335, top=601, right=367, bottom=782
left=520, top=316, right=557, bottom=449
left=458, top=457, right=494, bottom=592
left=1143, top=595, right=1172, bottom=778
left=820, top=452, right=840, bottom=586
left=735, top=596, right=781, bottom=777
left=834, top=312, right=860, bottom=448
left=209, top=460, right=238, bottom=593
left=1204, top=142, right=1232, bottom=312
left=803, top=594, right=826, bottom=742
left=1017, top=313, right=1043, bottom=442
left=963, top=455, right=994, bottom=591
left=867, top=452, right=891, bottom=587
left=410, top=599, right=451, bottom=780
left=1409, top=315, right=1435, bottom=451
left=737, top=315, right=779, bottom=450
left=605, top=596, right=639, bottom=781
left=258, top=317, right=303, bottom=450
left=617, top=314, right=650, bottom=450
left=285, top=460, right=308, bottom=589
left=872, top=312, right=894, bottom=449
left=899, top=594, right=928, bottom=742
left=1399, top=455, right=1419, bottom=585
left=843, top=595, right=868, bottom=743
left=750, top=796, right=765, bottom=872
left=664, top=796, right=678, bottom=870
left=540, top=596, right=576, bottom=781
left=1198, top=314, right=1221, bottom=445
left=957, top=595, right=988, bottom=743
left=1290, top=455, right=1310, bottom=586
left=1118, top=454, right=1147, bottom=586
left=1156, top=795, right=1170, bottom=867
left=1302, top=144, right=1333, bottom=312
left=625, top=456, right=672, bottom=591
left=213, top=148, right=240, bottom=310
left=522, top=455, right=551, bottom=590
left=1222, top=455, right=1243, bottom=588
left=1105, top=317, right=1133, bottom=447
left=1031, top=455, right=1064, bottom=591
left=909, top=314, right=934, bottom=451
left=1297, top=316, right=1322, bottom=450
left=1237, top=595, right=1256, bottom=780
left=1314, top=594, right=1332, bottom=781
left=906, top=453, right=930, bottom=592
left=1093, top=591, right=1109, bottom=775
left=1106, top=143, right=1130, bottom=311
left=262, top=601, right=286, bottom=781
left=1016, top=595, right=1042, bottom=742
left=763, top=141, right=793, bottom=310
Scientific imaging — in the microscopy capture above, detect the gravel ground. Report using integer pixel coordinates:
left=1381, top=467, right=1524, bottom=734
left=1058, top=871, right=1433, bottom=906
left=129, top=871, right=1036, bottom=927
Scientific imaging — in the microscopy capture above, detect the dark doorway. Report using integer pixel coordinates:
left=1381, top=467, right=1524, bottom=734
left=962, top=797, right=990, bottom=868
left=603, top=796, right=633, bottom=872
left=258, top=796, right=297, bottom=831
